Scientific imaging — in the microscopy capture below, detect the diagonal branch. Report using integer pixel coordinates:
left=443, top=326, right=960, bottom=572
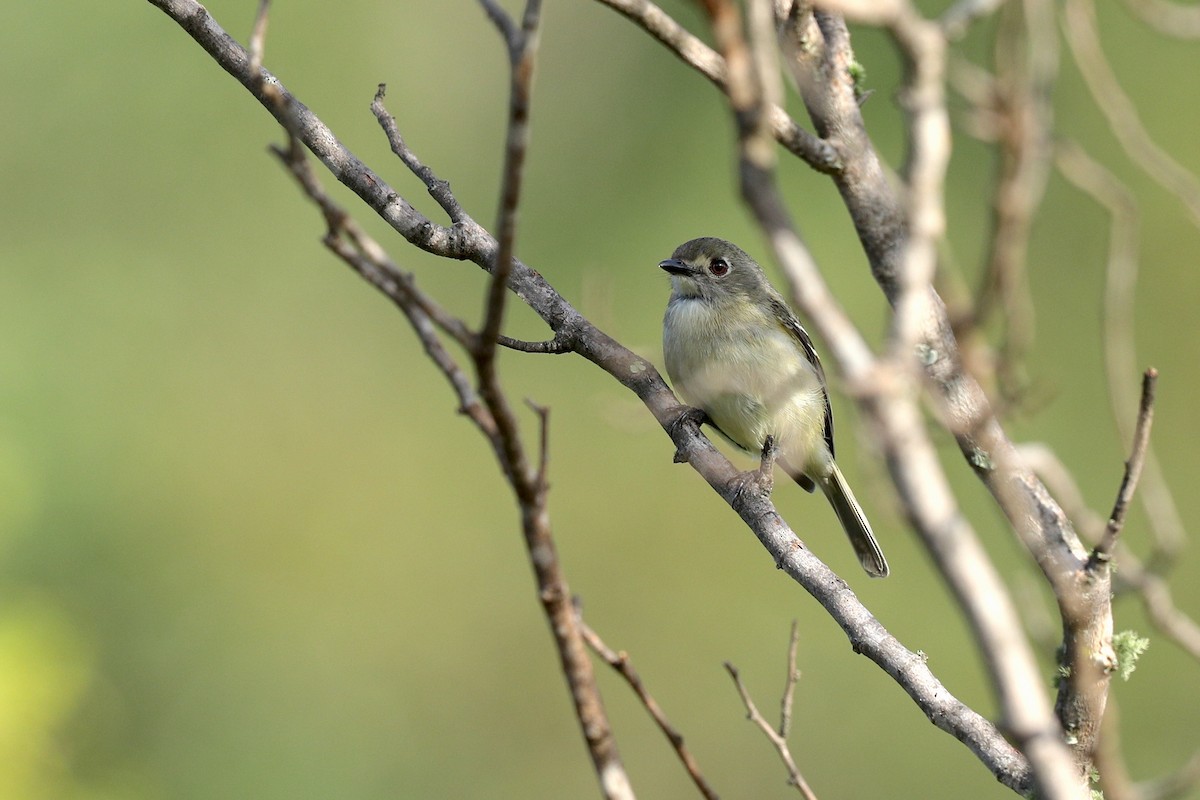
left=778, top=620, right=800, bottom=739
left=592, top=0, right=841, bottom=172
left=1091, top=369, right=1158, bottom=565
left=1120, top=0, right=1200, bottom=38
left=580, top=619, right=720, bottom=800
left=371, top=87, right=470, bottom=225
left=1062, top=0, right=1200, bottom=228
left=270, top=140, right=490, bottom=432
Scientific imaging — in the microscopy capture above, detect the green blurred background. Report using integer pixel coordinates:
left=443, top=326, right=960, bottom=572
left=2, top=1, right=1198, bottom=798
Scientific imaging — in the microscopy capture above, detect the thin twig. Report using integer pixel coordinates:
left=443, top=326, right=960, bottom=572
left=369, top=88, right=472, bottom=227
left=580, top=620, right=720, bottom=800
left=725, top=660, right=818, bottom=799
left=1114, top=561, right=1200, bottom=663
left=270, top=140, right=477, bottom=349
left=1055, top=139, right=1187, bottom=565
left=371, top=86, right=470, bottom=226
left=1062, top=0, right=1200, bottom=228
left=269, top=141, right=494, bottom=435
left=498, top=334, right=574, bottom=354
left=941, top=0, right=1008, bottom=39
left=1022, top=441, right=1200, bottom=665
left=478, top=0, right=518, bottom=44
left=1137, top=750, right=1200, bottom=800
left=779, top=620, right=800, bottom=739
left=591, top=0, right=841, bottom=172
left=473, top=0, right=543, bottom=509
left=1092, top=695, right=1137, bottom=800
left=1091, top=369, right=1158, bottom=566
left=479, top=0, right=541, bottom=364
left=1120, top=0, right=1200, bottom=38
left=248, top=0, right=269, bottom=75
left=527, top=398, right=551, bottom=492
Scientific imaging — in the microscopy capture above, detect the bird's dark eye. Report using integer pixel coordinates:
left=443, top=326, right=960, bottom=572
left=708, top=258, right=730, bottom=276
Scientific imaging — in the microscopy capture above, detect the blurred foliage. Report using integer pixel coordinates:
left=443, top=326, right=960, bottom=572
left=1, top=0, right=1197, bottom=798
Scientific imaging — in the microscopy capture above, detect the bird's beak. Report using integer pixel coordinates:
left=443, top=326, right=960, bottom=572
left=659, top=258, right=696, bottom=276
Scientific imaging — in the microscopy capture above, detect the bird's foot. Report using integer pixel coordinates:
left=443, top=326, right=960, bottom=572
left=730, top=435, right=778, bottom=500
left=669, top=405, right=711, bottom=464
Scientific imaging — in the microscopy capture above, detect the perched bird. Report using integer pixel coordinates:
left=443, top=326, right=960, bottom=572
left=659, top=237, right=888, bottom=577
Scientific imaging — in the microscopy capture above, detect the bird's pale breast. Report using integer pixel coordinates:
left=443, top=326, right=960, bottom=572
left=663, top=296, right=827, bottom=471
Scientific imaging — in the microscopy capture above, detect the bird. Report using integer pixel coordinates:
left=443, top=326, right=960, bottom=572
left=659, top=237, right=888, bottom=577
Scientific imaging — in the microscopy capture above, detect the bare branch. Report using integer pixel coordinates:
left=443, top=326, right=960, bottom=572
left=1091, top=369, right=1158, bottom=565
left=777, top=10, right=1091, bottom=651
left=268, top=140, right=494, bottom=436
left=1021, top=442, right=1200, bottom=666
left=1093, top=695, right=1137, bottom=800
left=883, top=9, right=950, bottom=363
left=1120, top=0, right=1200, bottom=38
left=1062, top=0, right=1200, bottom=228
left=1055, top=139, right=1187, bottom=564
left=1137, top=750, right=1200, bottom=800
left=591, top=0, right=841, bottom=172
left=470, top=6, right=632, bottom=796
left=479, top=0, right=541, bottom=365
left=247, top=0, right=269, bottom=75
left=371, top=86, right=469, bottom=225
left=478, top=0, right=518, bottom=44
left=473, top=0, right=543, bottom=505
left=941, top=0, right=1009, bottom=39
left=1114, top=562, right=1200, bottom=664
left=498, top=334, right=574, bottom=354
left=527, top=398, right=551, bottom=492
left=779, top=620, right=800, bottom=738
left=725, top=659, right=819, bottom=799
left=580, top=620, right=720, bottom=800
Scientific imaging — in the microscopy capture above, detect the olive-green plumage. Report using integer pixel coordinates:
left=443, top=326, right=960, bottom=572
left=660, top=237, right=888, bottom=578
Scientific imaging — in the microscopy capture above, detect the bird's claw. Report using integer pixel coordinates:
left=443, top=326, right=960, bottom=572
left=669, top=405, right=710, bottom=464
left=730, top=435, right=778, bottom=499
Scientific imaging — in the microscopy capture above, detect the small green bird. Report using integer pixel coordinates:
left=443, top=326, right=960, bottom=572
left=660, top=237, right=888, bottom=578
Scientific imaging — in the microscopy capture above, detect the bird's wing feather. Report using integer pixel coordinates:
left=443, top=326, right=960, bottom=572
left=770, top=297, right=835, bottom=459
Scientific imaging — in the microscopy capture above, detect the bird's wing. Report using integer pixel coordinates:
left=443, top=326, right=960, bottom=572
left=771, top=298, right=835, bottom=459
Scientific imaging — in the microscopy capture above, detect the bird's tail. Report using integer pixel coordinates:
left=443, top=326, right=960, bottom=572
left=818, top=463, right=889, bottom=578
